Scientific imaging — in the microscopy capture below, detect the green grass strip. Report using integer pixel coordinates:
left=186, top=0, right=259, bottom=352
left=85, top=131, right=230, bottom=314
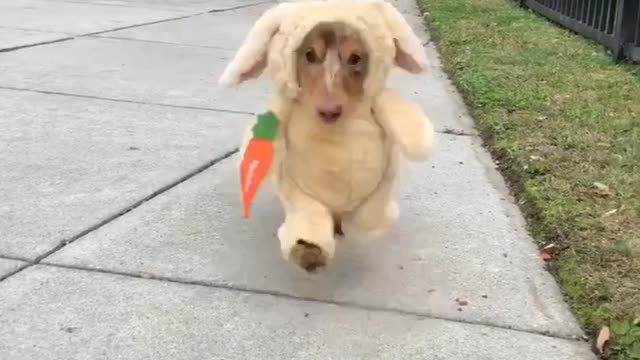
left=420, top=0, right=639, bottom=355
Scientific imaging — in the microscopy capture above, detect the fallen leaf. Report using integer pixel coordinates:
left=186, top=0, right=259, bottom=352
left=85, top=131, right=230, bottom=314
left=541, top=251, right=552, bottom=262
left=594, top=326, right=611, bottom=359
left=602, top=209, right=618, bottom=217
left=455, top=298, right=469, bottom=306
left=530, top=155, right=543, bottom=161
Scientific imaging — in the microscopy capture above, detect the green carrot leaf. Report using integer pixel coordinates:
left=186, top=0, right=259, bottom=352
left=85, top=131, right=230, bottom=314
left=252, top=111, right=279, bottom=141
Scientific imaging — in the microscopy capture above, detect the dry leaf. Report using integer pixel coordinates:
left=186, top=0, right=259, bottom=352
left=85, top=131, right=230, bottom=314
left=540, top=243, right=556, bottom=262
left=602, top=209, right=618, bottom=217
left=530, top=155, right=543, bottom=161
left=594, top=326, right=611, bottom=359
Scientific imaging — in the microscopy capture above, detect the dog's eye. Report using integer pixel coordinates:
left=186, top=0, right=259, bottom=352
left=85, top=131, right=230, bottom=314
left=305, top=49, right=318, bottom=63
left=347, top=54, right=361, bottom=65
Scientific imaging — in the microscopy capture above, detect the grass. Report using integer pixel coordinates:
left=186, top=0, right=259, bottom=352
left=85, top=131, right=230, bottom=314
left=419, top=0, right=640, bottom=357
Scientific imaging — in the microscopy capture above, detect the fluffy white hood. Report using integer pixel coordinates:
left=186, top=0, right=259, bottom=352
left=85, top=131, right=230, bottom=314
left=218, top=0, right=427, bottom=98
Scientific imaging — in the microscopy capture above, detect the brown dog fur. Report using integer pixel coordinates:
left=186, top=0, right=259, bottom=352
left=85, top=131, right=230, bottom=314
left=295, top=22, right=369, bottom=119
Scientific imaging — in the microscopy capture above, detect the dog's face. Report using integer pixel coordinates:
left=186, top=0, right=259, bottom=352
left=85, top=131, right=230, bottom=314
left=295, top=22, right=370, bottom=124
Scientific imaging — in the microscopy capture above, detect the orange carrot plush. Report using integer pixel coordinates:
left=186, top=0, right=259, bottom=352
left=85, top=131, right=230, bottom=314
left=240, top=111, right=279, bottom=218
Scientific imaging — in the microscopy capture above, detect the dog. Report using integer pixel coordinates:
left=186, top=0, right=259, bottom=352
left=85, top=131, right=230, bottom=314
left=219, top=0, right=434, bottom=272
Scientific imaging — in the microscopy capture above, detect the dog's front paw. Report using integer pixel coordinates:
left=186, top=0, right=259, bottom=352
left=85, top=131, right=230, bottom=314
left=278, top=223, right=334, bottom=273
left=289, top=239, right=327, bottom=273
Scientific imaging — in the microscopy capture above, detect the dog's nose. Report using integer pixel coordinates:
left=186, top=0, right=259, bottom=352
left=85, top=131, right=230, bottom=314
left=317, top=105, right=342, bottom=123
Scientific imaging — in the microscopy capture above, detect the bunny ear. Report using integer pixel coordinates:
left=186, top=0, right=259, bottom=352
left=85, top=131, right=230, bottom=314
left=218, top=3, right=294, bottom=87
left=374, top=0, right=428, bottom=74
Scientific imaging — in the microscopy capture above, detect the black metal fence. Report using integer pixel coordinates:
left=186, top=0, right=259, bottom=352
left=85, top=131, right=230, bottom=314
left=516, top=0, right=640, bottom=62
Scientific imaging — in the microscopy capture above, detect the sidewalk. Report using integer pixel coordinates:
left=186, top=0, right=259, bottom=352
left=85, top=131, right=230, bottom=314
left=0, top=0, right=596, bottom=359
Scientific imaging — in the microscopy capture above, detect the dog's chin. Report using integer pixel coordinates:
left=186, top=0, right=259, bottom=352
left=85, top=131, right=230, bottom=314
left=319, top=115, right=340, bottom=124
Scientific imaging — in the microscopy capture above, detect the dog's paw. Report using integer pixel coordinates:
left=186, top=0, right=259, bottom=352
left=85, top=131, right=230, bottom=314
left=289, top=239, right=328, bottom=273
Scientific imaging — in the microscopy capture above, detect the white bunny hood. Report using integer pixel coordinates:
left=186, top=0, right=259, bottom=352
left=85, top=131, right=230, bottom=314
left=218, top=0, right=427, bottom=98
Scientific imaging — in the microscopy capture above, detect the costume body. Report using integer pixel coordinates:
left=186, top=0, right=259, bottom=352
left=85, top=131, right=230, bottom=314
left=222, top=0, right=434, bottom=268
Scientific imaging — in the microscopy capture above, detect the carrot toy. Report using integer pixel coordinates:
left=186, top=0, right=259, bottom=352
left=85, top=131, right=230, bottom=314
left=240, top=111, right=279, bottom=218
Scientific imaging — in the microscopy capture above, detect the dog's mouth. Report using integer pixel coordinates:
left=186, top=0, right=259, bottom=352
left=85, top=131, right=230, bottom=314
left=317, top=105, right=342, bottom=123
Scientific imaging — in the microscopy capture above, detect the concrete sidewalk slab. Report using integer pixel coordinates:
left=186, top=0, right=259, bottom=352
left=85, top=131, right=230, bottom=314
left=388, top=68, right=477, bottom=134
left=100, top=2, right=273, bottom=50
left=0, top=265, right=595, bottom=360
left=0, top=259, right=25, bottom=278
left=0, top=0, right=192, bottom=35
left=0, top=28, right=71, bottom=51
left=92, top=4, right=473, bottom=133
left=65, top=0, right=270, bottom=12
left=0, top=32, right=473, bottom=135
left=48, top=132, right=582, bottom=338
left=0, top=37, right=273, bottom=115
left=0, top=89, right=244, bottom=260
left=104, top=7, right=473, bottom=134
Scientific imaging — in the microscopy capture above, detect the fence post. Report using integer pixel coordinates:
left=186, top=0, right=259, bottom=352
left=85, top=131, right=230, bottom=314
left=615, top=0, right=640, bottom=61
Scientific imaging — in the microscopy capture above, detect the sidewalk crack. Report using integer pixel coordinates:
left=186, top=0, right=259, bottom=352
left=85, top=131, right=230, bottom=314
left=0, top=0, right=272, bottom=54
left=0, top=86, right=255, bottom=115
left=0, top=150, right=238, bottom=282
left=39, top=262, right=587, bottom=343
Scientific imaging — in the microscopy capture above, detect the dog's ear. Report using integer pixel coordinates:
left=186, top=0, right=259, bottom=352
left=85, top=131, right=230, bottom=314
left=218, top=3, right=294, bottom=87
left=374, top=0, right=427, bottom=74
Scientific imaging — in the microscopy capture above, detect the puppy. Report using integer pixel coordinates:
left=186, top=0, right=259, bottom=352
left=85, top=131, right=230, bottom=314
left=221, top=0, right=434, bottom=273
left=280, top=21, right=399, bottom=271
